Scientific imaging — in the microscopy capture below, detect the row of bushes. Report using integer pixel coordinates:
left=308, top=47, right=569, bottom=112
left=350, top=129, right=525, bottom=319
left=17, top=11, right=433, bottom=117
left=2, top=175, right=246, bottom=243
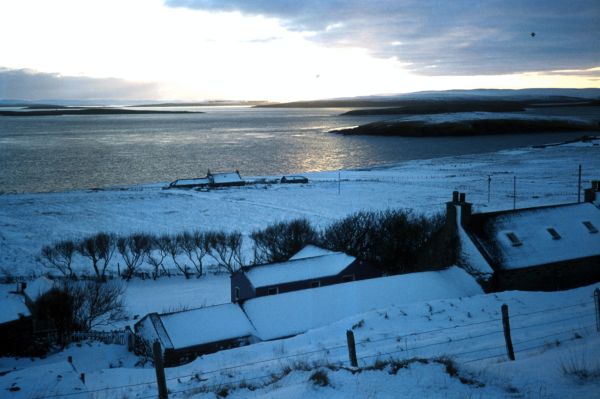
left=40, top=209, right=456, bottom=280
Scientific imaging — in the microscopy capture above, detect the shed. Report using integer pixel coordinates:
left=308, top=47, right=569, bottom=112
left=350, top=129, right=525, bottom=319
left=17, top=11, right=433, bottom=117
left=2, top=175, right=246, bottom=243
left=230, top=246, right=381, bottom=302
left=134, top=303, right=258, bottom=366
left=281, top=175, right=308, bottom=184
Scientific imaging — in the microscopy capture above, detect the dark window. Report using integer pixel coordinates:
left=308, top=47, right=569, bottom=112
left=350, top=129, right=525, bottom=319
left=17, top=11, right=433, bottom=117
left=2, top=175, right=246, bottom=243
left=583, top=221, right=598, bottom=234
left=234, top=287, right=240, bottom=301
left=267, top=287, right=278, bottom=295
left=546, top=228, right=561, bottom=240
left=342, top=274, right=355, bottom=282
left=505, top=232, right=522, bottom=246
left=311, top=281, right=321, bottom=288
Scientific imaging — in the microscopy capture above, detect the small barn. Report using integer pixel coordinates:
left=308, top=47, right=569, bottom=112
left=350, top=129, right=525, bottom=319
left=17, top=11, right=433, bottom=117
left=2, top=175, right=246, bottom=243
left=230, top=245, right=381, bottom=303
left=449, top=184, right=600, bottom=292
left=169, top=170, right=245, bottom=189
left=134, top=303, right=258, bottom=366
left=280, top=175, right=308, bottom=184
left=0, top=286, right=33, bottom=356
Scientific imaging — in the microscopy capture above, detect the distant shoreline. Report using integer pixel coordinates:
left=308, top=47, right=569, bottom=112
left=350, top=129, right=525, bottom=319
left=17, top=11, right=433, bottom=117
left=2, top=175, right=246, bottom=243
left=332, top=118, right=600, bottom=137
left=0, top=108, right=203, bottom=117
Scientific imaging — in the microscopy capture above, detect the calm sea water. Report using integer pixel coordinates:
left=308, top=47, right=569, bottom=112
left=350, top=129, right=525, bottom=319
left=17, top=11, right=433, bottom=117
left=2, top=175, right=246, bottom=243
left=0, top=106, right=598, bottom=194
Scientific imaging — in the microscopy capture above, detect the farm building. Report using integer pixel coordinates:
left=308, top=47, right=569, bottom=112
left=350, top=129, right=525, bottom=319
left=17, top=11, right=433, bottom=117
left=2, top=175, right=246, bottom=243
left=450, top=183, right=600, bottom=291
left=230, top=245, right=381, bottom=302
left=169, top=170, right=245, bottom=189
left=280, top=175, right=308, bottom=184
left=134, top=303, right=258, bottom=366
left=242, top=267, right=483, bottom=340
left=0, top=286, right=33, bottom=356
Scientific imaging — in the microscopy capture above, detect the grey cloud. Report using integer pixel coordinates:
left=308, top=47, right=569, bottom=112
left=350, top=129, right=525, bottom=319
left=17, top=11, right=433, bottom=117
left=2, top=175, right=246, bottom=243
left=0, top=68, right=161, bottom=101
left=166, top=0, right=600, bottom=75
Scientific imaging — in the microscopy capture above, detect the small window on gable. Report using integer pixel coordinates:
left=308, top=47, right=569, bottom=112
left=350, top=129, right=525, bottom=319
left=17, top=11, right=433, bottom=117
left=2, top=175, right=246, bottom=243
left=546, top=228, right=561, bottom=240
left=342, top=274, right=355, bottom=283
left=505, top=232, right=522, bottom=246
left=311, top=281, right=320, bottom=288
left=583, top=221, right=598, bottom=234
left=267, top=287, right=278, bottom=295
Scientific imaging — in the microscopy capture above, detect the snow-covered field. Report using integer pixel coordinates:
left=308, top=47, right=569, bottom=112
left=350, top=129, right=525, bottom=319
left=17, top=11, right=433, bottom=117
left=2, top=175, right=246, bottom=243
left=1, top=138, right=600, bottom=398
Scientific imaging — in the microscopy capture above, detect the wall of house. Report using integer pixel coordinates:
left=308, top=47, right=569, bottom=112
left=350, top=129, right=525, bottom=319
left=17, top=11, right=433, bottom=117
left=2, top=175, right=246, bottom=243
left=163, top=336, right=254, bottom=367
left=230, top=272, right=256, bottom=302
left=492, top=256, right=600, bottom=292
left=0, top=317, right=34, bottom=356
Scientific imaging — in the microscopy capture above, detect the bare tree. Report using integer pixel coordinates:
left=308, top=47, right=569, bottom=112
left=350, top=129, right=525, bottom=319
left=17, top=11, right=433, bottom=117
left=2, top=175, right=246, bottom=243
left=164, top=234, right=192, bottom=279
left=178, top=230, right=210, bottom=277
left=207, top=231, right=244, bottom=275
left=40, top=240, right=76, bottom=277
left=78, top=233, right=117, bottom=280
left=117, top=233, right=151, bottom=280
left=251, top=218, right=317, bottom=264
left=63, top=280, right=126, bottom=331
left=145, top=234, right=170, bottom=279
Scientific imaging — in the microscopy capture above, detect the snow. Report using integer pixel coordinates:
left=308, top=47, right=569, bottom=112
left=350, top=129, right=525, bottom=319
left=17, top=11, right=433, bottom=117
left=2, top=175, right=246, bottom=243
left=289, top=245, right=336, bottom=260
left=159, top=303, right=256, bottom=349
left=481, top=202, right=600, bottom=269
left=171, top=177, right=210, bottom=186
left=245, top=252, right=355, bottom=288
left=244, top=267, right=482, bottom=340
left=211, top=172, right=243, bottom=184
left=0, top=286, right=29, bottom=324
left=455, top=206, right=494, bottom=277
left=23, top=277, right=54, bottom=301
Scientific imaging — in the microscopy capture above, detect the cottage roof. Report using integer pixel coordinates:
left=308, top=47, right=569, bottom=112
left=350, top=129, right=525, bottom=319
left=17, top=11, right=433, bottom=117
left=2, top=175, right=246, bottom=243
left=469, top=202, right=600, bottom=270
left=141, top=304, right=256, bottom=350
left=0, top=287, right=30, bottom=324
left=210, top=172, right=242, bottom=184
left=245, top=251, right=355, bottom=288
left=24, top=277, right=54, bottom=301
left=243, top=267, right=482, bottom=340
left=289, top=245, right=336, bottom=260
left=171, top=177, right=210, bottom=187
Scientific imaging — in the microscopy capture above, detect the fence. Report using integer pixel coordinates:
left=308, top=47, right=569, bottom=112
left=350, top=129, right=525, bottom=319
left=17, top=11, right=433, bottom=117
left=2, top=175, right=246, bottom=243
left=29, top=289, right=600, bottom=399
left=69, top=330, right=131, bottom=346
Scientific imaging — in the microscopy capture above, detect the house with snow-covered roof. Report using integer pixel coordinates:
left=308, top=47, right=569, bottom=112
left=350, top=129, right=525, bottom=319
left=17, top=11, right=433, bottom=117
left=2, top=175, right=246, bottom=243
left=449, top=182, right=600, bottom=291
left=134, top=303, right=258, bottom=366
left=230, top=245, right=381, bottom=302
left=0, top=286, right=33, bottom=356
left=169, top=170, right=245, bottom=189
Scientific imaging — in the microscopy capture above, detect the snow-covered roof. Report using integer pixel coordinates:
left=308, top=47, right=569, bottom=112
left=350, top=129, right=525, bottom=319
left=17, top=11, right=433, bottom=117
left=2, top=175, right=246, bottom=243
left=243, top=267, right=482, bottom=340
left=151, top=304, right=256, bottom=350
left=172, top=178, right=210, bottom=186
left=289, top=245, right=336, bottom=261
left=0, top=286, right=30, bottom=324
left=210, top=172, right=242, bottom=184
left=454, top=206, right=494, bottom=277
left=24, top=277, right=54, bottom=301
left=245, top=252, right=356, bottom=288
left=472, top=202, right=600, bottom=270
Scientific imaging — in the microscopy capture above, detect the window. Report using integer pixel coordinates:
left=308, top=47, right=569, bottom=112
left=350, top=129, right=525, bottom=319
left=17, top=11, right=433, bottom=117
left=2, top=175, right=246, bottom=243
left=342, top=274, right=355, bottom=283
left=546, top=228, right=561, bottom=240
left=234, top=287, right=240, bottom=301
left=583, top=221, right=598, bottom=234
left=311, top=281, right=321, bottom=288
left=267, top=287, right=278, bottom=295
left=505, top=232, right=522, bottom=246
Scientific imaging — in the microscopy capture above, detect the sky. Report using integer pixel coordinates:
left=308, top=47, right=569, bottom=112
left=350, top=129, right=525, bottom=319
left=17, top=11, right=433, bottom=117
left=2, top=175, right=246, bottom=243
left=0, top=0, right=599, bottom=102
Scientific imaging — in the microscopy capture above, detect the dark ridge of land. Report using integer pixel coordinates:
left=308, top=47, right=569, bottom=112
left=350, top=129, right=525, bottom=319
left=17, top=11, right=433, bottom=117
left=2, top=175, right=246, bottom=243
left=131, top=100, right=272, bottom=107
left=332, top=119, right=600, bottom=137
left=0, top=108, right=203, bottom=117
left=340, top=100, right=526, bottom=116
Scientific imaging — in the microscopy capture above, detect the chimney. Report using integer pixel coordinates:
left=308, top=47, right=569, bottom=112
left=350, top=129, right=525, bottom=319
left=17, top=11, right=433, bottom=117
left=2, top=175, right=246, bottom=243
left=452, top=191, right=459, bottom=203
left=16, top=282, right=27, bottom=294
left=459, top=192, right=466, bottom=203
left=446, top=191, right=472, bottom=228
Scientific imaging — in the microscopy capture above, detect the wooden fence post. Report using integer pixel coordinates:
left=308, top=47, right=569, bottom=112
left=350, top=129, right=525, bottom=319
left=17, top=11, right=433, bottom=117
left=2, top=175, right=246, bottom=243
left=501, top=304, right=515, bottom=361
left=594, top=288, right=600, bottom=332
left=153, top=340, right=169, bottom=399
left=346, top=330, right=358, bottom=368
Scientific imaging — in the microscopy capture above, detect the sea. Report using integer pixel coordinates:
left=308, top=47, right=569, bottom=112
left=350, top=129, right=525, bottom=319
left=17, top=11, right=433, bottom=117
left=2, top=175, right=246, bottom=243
left=0, top=105, right=598, bottom=194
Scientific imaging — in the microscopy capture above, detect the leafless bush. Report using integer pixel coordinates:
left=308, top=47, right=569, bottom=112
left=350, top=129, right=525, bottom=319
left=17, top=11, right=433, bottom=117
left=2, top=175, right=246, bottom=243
left=62, top=280, right=126, bottom=331
left=117, top=233, right=152, bottom=280
left=145, top=234, right=170, bottom=279
left=251, top=218, right=318, bottom=264
left=206, top=231, right=244, bottom=275
left=178, top=230, right=210, bottom=277
left=164, top=234, right=192, bottom=279
left=77, top=232, right=117, bottom=280
left=40, top=240, right=76, bottom=278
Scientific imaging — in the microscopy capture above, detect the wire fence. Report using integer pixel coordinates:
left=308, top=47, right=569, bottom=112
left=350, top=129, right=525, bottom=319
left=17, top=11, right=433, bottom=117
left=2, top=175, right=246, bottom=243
left=27, top=295, right=599, bottom=399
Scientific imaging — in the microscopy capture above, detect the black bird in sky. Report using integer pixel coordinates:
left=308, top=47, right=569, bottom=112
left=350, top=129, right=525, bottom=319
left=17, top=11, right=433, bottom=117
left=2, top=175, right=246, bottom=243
left=531, top=32, right=536, bottom=38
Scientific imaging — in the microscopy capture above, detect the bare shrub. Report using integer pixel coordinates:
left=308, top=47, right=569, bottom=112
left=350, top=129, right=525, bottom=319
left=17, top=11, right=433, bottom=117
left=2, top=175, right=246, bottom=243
left=117, top=233, right=152, bottom=280
left=164, top=234, right=192, bottom=279
left=34, top=288, right=76, bottom=347
left=309, top=369, right=330, bottom=387
left=206, top=231, right=244, bottom=275
left=40, top=240, right=76, bottom=278
left=145, top=234, right=170, bottom=279
left=77, top=232, right=117, bottom=280
left=560, top=351, right=600, bottom=381
left=62, top=280, right=126, bottom=331
left=251, top=218, right=318, bottom=264
left=178, top=230, right=210, bottom=277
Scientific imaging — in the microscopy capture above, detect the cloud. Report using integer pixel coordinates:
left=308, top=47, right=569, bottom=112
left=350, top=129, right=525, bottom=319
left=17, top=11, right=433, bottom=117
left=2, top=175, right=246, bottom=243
left=165, top=0, right=600, bottom=76
left=0, top=68, right=161, bottom=101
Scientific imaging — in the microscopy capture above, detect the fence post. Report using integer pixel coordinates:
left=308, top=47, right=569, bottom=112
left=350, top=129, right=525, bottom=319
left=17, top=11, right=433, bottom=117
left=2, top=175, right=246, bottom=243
left=594, top=288, right=600, bottom=332
left=346, top=330, right=358, bottom=368
left=80, top=373, right=85, bottom=384
left=153, top=340, right=169, bottom=399
left=501, top=304, right=515, bottom=361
